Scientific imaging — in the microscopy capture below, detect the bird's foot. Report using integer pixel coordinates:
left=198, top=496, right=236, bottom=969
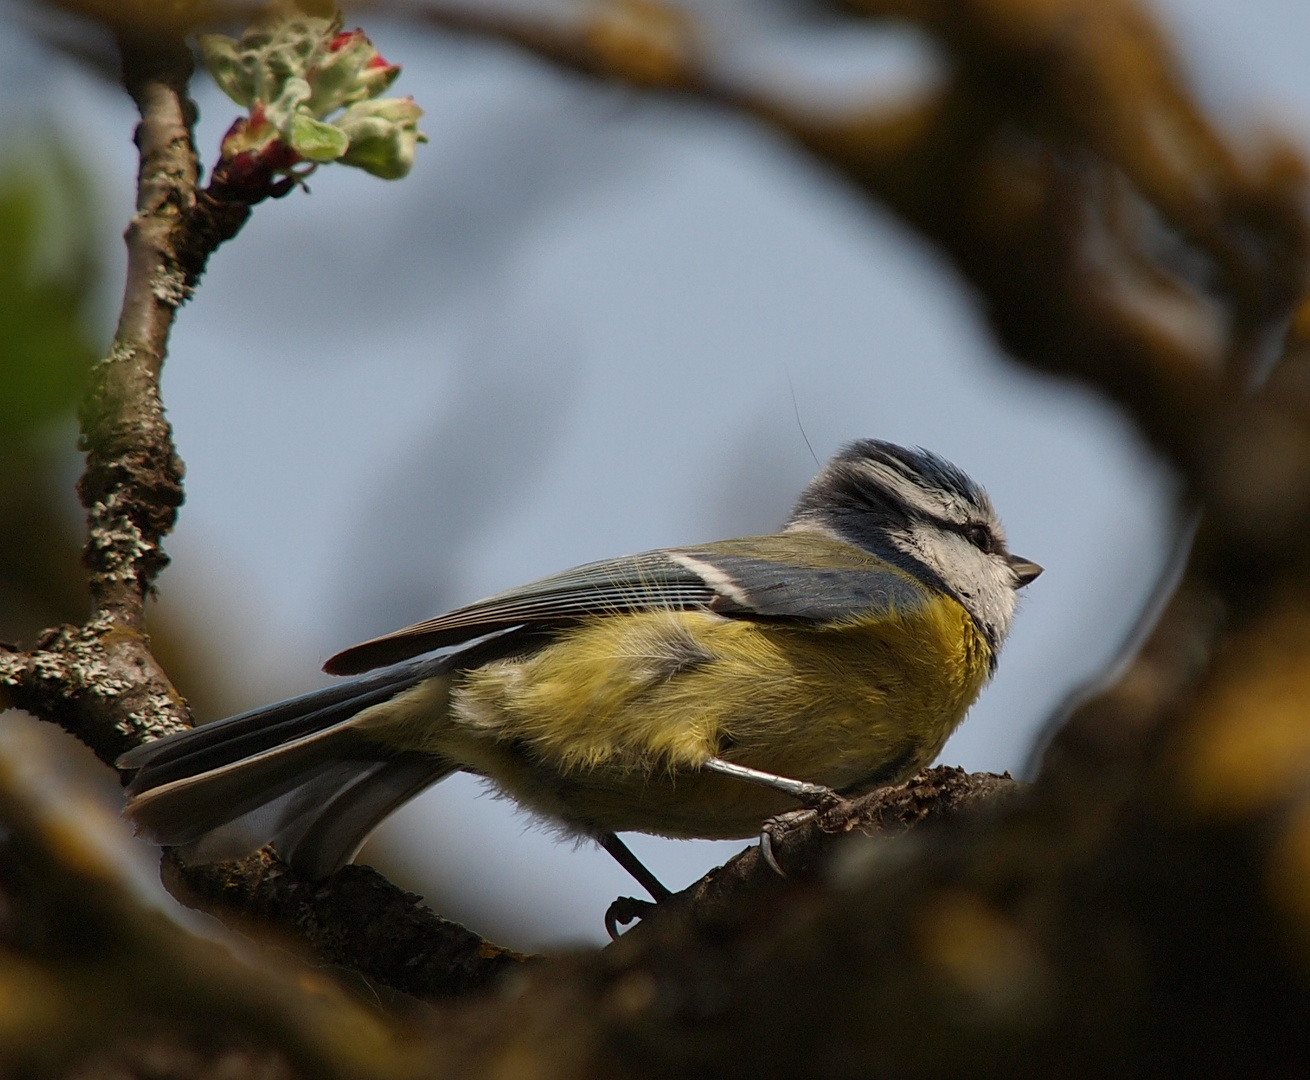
left=605, top=895, right=660, bottom=940
left=797, top=783, right=845, bottom=814
left=758, top=788, right=854, bottom=878
left=758, top=808, right=815, bottom=878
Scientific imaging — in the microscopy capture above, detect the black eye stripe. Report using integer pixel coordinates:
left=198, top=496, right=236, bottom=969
left=926, top=517, right=996, bottom=554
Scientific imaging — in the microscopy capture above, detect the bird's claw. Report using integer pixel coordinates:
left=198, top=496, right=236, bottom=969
left=759, top=786, right=856, bottom=877
left=758, top=807, right=817, bottom=878
left=605, top=895, right=658, bottom=940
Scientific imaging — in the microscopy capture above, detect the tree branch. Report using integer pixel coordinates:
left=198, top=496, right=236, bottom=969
left=0, top=35, right=204, bottom=763
left=0, top=33, right=283, bottom=762
left=162, top=852, right=530, bottom=1001
left=651, top=766, right=1022, bottom=936
left=80, top=35, right=194, bottom=625
left=0, top=732, right=436, bottom=1080
left=0, top=22, right=533, bottom=1007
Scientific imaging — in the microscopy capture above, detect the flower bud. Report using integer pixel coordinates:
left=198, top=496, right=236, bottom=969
left=197, top=33, right=255, bottom=107
left=337, top=97, right=427, bottom=179
left=289, top=113, right=350, bottom=161
left=306, top=27, right=401, bottom=116
left=199, top=8, right=424, bottom=191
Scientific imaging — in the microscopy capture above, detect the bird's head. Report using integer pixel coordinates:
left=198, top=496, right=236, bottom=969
left=787, top=439, right=1042, bottom=657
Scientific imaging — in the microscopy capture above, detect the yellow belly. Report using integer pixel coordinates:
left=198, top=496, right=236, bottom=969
left=403, top=598, right=993, bottom=839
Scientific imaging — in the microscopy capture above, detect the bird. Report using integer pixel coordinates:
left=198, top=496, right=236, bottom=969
left=119, top=439, right=1040, bottom=927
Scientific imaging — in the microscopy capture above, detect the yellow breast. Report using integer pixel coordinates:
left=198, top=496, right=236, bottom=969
left=424, top=597, right=991, bottom=839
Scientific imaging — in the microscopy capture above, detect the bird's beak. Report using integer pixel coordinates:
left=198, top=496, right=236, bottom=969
left=1008, top=555, right=1043, bottom=587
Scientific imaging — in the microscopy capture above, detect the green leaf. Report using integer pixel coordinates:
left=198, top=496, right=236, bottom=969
left=197, top=34, right=254, bottom=107
left=287, top=112, right=349, bottom=161
left=337, top=98, right=425, bottom=179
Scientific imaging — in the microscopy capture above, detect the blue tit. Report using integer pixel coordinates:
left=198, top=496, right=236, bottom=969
left=119, top=439, right=1041, bottom=904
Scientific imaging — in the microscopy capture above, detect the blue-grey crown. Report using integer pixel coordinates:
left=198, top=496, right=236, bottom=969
left=786, top=439, right=998, bottom=602
left=845, top=440, right=985, bottom=509
left=788, top=439, right=990, bottom=529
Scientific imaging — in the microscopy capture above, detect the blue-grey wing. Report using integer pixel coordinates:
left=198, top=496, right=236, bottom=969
left=324, top=532, right=933, bottom=674
left=684, top=552, right=929, bottom=623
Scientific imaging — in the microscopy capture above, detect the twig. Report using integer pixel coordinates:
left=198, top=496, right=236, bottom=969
left=1, top=35, right=204, bottom=762
left=0, top=25, right=528, bottom=1002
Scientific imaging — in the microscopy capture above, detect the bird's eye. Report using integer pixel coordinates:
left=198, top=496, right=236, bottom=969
left=963, top=524, right=993, bottom=553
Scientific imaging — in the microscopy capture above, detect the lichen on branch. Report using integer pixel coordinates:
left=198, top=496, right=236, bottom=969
left=0, top=7, right=506, bottom=1030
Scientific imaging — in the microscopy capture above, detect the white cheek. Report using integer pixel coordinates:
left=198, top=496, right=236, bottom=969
left=892, top=528, right=1017, bottom=644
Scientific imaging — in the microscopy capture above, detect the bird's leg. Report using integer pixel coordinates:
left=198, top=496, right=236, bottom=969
left=599, top=831, right=673, bottom=940
left=599, top=831, right=673, bottom=901
left=701, top=756, right=848, bottom=879
left=701, top=756, right=842, bottom=807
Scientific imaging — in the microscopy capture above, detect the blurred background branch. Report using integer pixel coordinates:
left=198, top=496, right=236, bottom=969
left=0, top=719, right=433, bottom=1079
left=412, top=0, right=1308, bottom=460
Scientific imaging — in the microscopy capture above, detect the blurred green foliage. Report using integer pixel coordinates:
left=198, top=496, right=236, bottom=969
left=0, top=141, right=97, bottom=445
left=0, top=136, right=227, bottom=716
left=0, top=137, right=98, bottom=642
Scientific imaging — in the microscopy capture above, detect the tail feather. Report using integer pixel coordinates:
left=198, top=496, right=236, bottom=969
left=174, top=756, right=452, bottom=877
left=118, top=630, right=543, bottom=879
left=178, top=771, right=344, bottom=864
left=119, top=654, right=449, bottom=793
left=117, top=654, right=457, bottom=876
left=272, top=757, right=453, bottom=879
left=125, top=720, right=371, bottom=847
